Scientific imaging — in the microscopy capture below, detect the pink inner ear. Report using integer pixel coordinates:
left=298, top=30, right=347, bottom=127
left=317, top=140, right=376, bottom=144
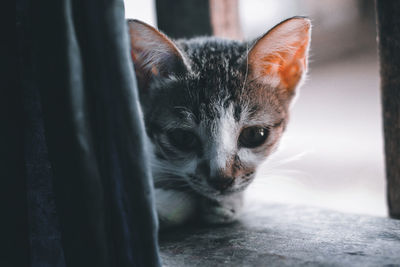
left=128, top=20, right=184, bottom=76
left=279, top=39, right=309, bottom=90
left=249, top=18, right=311, bottom=93
left=262, top=38, right=309, bottom=91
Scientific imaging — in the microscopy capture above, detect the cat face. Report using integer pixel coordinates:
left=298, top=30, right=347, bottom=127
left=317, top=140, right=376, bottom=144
left=128, top=18, right=311, bottom=200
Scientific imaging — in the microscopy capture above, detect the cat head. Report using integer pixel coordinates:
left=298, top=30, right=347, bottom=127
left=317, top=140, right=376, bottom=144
left=128, top=18, right=311, bottom=200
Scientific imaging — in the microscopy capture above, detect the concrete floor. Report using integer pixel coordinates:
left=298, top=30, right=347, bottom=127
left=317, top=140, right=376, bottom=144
left=160, top=203, right=400, bottom=267
left=247, top=51, right=386, bottom=217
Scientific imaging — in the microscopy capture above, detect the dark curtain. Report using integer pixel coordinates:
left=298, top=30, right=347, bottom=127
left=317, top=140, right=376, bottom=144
left=15, top=0, right=161, bottom=266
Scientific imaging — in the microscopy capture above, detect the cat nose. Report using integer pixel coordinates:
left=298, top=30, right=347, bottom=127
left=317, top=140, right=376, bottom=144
left=207, top=176, right=234, bottom=192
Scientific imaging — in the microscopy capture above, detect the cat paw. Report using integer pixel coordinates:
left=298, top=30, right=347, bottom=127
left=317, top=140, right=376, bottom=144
left=200, top=194, right=244, bottom=224
left=202, top=205, right=238, bottom=224
left=155, top=189, right=196, bottom=229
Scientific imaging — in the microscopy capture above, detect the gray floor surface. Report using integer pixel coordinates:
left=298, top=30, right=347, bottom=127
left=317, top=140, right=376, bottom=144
left=160, top=203, right=400, bottom=267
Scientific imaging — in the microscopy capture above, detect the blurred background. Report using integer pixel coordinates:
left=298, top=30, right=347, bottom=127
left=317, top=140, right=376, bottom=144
left=124, top=0, right=385, bottom=216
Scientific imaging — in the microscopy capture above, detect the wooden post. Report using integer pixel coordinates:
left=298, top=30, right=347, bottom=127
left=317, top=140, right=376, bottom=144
left=376, top=0, right=400, bottom=219
left=210, top=0, right=243, bottom=40
left=156, top=0, right=242, bottom=40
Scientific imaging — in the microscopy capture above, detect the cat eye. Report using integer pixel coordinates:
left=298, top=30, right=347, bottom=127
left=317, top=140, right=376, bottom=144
left=239, top=127, right=269, bottom=148
left=166, top=129, right=199, bottom=152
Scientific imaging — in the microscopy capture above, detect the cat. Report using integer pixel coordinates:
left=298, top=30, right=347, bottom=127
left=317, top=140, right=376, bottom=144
left=127, top=17, right=311, bottom=228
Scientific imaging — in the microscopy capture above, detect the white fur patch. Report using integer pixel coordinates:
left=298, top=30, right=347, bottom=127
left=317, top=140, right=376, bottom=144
left=212, top=104, right=238, bottom=173
left=155, top=188, right=196, bottom=228
left=237, top=148, right=263, bottom=166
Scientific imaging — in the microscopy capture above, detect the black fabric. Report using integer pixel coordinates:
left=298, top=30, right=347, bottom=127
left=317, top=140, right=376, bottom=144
left=16, top=0, right=161, bottom=265
left=7, top=0, right=29, bottom=264
left=23, top=80, right=66, bottom=267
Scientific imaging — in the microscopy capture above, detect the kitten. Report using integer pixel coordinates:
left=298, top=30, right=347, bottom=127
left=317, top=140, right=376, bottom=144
left=127, top=17, right=311, bottom=228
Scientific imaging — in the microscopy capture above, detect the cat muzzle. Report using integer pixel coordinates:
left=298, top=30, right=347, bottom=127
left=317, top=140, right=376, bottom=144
left=207, top=176, right=235, bottom=192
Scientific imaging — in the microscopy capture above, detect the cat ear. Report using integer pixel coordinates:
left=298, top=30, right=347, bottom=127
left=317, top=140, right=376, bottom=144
left=248, top=17, right=311, bottom=95
left=127, top=20, right=188, bottom=86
